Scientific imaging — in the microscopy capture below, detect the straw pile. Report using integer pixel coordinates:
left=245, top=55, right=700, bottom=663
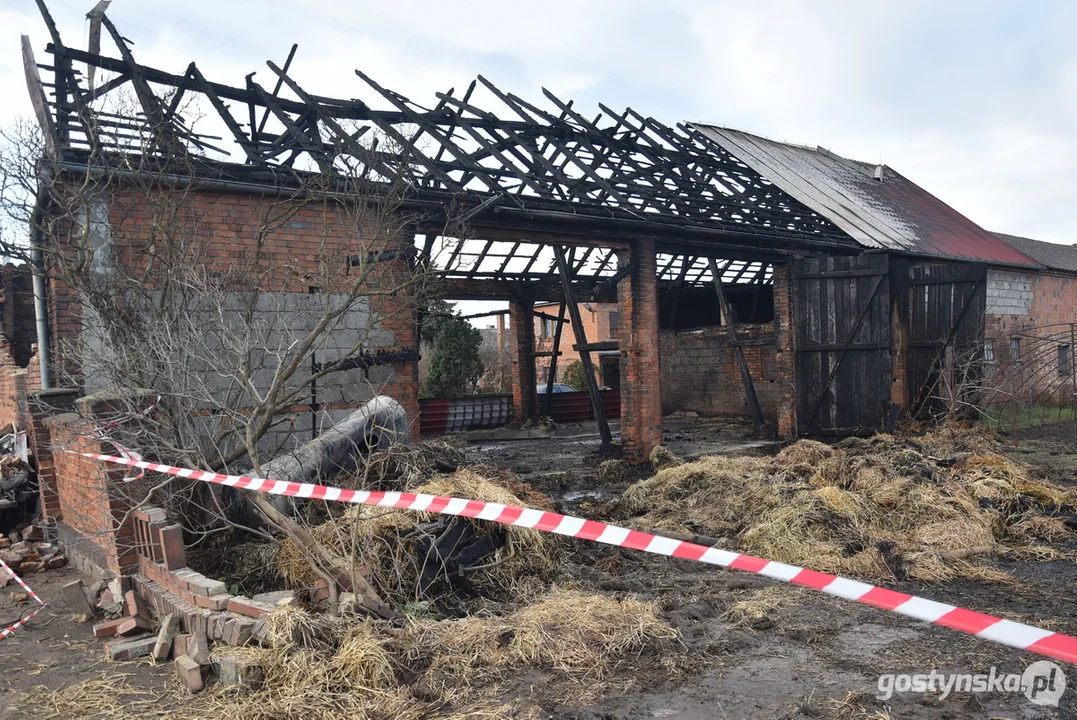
left=341, top=439, right=467, bottom=490
left=190, top=588, right=676, bottom=719
left=620, top=427, right=1077, bottom=583
left=276, top=468, right=558, bottom=603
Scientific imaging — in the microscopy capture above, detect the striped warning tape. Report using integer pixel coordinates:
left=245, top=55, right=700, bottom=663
left=0, top=558, right=47, bottom=640
left=72, top=449, right=1077, bottom=665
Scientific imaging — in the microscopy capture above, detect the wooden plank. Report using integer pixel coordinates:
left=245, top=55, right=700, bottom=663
left=795, top=255, right=891, bottom=434
left=22, top=37, right=57, bottom=154
left=553, top=246, right=611, bottom=445
left=708, top=257, right=765, bottom=428
left=793, top=269, right=887, bottom=280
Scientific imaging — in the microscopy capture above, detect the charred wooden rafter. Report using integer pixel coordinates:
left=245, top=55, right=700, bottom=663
left=30, top=3, right=858, bottom=262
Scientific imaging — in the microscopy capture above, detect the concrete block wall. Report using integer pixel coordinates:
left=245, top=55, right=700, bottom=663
left=986, top=270, right=1035, bottom=317
left=985, top=269, right=1077, bottom=405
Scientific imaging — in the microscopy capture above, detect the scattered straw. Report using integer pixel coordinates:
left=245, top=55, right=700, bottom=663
left=649, top=445, right=683, bottom=471
left=620, top=434, right=1077, bottom=584
left=723, top=585, right=803, bottom=627
left=276, top=468, right=558, bottom=603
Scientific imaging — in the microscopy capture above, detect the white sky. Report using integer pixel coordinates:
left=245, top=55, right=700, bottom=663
left=3, top=0, right=1075, bottom=320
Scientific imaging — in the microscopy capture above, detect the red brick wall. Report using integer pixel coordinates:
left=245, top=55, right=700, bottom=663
left=47, top=414, right=140, bottom=575
left=659, top=323, right=780, bottom=418
left=44, top=184, right=420, bottom=437
left=773, top=264, right=796, bottom=438
left=509, top=300, right=536, bottom=421
left=618, top=239, right=662, bottom=461
left=533, top=301, right=619, bottom=385
left=0, top=264, right=36, bottom=367
left=985, top=269, right=1077, bottom=405
left=0, top=343, right=28, bottom=430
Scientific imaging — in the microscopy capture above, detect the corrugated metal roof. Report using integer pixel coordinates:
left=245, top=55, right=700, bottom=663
left=994, top=233, right=1077, bottom=274
left=690, top=124, right=1040, bottom=267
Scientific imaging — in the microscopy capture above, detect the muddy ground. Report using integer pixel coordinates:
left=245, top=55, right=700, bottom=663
left=1, top=417, right=1075, bottom=719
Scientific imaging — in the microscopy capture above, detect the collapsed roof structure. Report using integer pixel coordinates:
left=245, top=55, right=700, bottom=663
left=18, top=0, right=1066, bottom=458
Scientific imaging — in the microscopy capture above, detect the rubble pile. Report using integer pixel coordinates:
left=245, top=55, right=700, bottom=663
left=0, top=456, right=35, bottom=529
left=1, top=523, right=66, bottom=585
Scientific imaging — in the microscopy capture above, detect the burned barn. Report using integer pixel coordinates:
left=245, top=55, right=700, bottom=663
left=3, top=1, right=1077, bottom=581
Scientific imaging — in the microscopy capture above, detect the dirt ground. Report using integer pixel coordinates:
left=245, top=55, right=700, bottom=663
left=1, top=417, right=1075, bottom=719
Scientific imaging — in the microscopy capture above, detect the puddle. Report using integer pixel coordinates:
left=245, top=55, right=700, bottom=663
left=559, top=487, right=619, bottom=502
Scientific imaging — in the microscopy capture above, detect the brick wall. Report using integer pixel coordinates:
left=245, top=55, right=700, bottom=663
left=509, top=300, right=536, bottom=422
left=43, top=184, right=420, bottom=447
left=0, top=342, right=28, bottom=430
left=772, top=264, right=796, bottom=438
left=985, top=269, right=1077, bottom=405
left=618, top=240, right=661, bottom=461
left=46, top=413, right=142, bottom=576
left=659, top=323, right=780, bottom=418
left=1, top=264, right=36, bottom=367
left=533, top=301, right=619, bottom=385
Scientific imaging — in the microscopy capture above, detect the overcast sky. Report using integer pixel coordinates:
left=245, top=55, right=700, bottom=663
left=2, top=0, right=1076, bottom=291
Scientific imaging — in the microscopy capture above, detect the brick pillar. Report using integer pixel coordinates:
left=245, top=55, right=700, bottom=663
left=509, top=299, right=535, bottom=422
left=618, top=239, right=662, bottom=461
left=773, top=263, right=796, bottom=439
left=27, top=389, right=80, bottom=526
left=889, top=258, right=910, bottom=414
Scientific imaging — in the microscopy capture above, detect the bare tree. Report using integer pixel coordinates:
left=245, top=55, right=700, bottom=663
left=0, top=107, right=451, bottom=614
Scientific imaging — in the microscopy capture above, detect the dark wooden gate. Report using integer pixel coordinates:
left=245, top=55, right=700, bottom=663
left=906, top=262, right=987, bottom=419
left=794, top=255, right=891, bottom=435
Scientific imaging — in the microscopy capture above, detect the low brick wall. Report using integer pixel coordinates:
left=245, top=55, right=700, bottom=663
left=660, top=322, right=780, bottom=419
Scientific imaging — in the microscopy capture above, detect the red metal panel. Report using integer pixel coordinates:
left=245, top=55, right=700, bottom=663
left=418, top=398, right=450, bottom=436
left=548, top=390, right=621, bottom=424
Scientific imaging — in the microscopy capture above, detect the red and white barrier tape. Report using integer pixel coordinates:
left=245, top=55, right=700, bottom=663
left=73, top=450, right=1077, bottom=665
left=0, top=558, right=46, bottom=640
left=93, top=396, right=159, bottom=483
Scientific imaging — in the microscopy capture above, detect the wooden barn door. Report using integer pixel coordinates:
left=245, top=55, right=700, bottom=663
left=906, top=263, right=987, bottom=419
left=794, top=255, right=891, bottom=435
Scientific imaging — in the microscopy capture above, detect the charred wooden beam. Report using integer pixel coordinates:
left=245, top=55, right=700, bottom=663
left=554, top=245, right=611, bottom=445
left=708, top=257, right=765, bottom=428
left=311, top=349, right=419, bottom=374
left=542, top=301, right=567, bottom=415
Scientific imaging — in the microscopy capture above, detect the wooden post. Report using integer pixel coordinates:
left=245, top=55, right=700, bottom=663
left=554, top=246, right=612, bottom=446
left=708, top=257, right=765, bottom=428
left=543, top=301, right=567, bottom=416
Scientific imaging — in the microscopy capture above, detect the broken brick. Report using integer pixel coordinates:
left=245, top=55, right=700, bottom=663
left=116, top=616, right=153, bottom=636
left=175, top=655, right=204, bottom=692
left=104, top=636, right=156, bottom=661
left=125, top=589, right=149, bottom=618
left=152, top=614, right=180, bottom=662
left=93, top=618, right=130, bottom=638
left=61, top=580, right=96, bottom=617
left=187, top=631, right=210, bottom=666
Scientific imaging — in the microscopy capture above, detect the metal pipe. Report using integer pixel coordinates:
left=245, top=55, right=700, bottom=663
left=29, top=182, right=52, bottom=389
